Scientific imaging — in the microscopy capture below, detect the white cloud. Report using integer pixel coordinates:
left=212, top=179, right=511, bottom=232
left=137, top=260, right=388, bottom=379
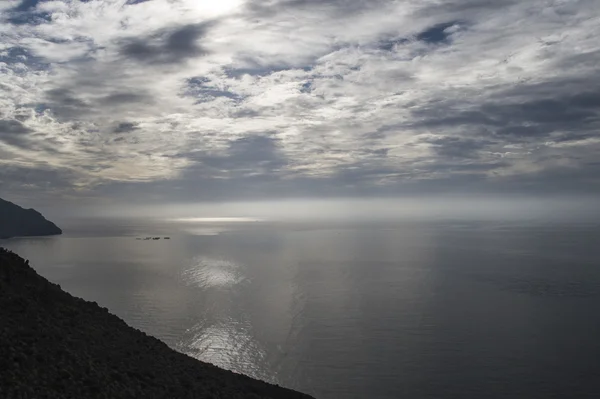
left=1, top=0, right=599, bottom=203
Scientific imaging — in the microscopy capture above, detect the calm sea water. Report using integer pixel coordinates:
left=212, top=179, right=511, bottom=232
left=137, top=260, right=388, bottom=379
left=2, top=218, right=600, bottom=398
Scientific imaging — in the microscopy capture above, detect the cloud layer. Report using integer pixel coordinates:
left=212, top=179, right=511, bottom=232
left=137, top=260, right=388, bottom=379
left=1, top=0, right=599, bottom=205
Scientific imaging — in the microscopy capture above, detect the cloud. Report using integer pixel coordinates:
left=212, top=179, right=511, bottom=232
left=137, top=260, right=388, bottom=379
left=244, top=0, right=391, bottom=18
left=0, top=0, right=599, bottom=207
left=42, top=88, right=90, bottom=119
left=100, top=92, right=152, bottom=105
left=4, top=0, right=51, bottom=25
left=416, top=21, right=462, bottom=44
left=113, top=122, right=139, bottom=133
left=119, top=23, right=213, bottom=64
left=0, top=119, right=33, bottom=148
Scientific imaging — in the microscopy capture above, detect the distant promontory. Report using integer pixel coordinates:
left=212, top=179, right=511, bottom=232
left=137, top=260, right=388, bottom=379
left=0, top=197, right=62, bottom=239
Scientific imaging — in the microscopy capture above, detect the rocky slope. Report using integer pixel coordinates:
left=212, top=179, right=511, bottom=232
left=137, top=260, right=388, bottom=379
left=0, top=198, right=62, bottom=239
left=0, top=248, right=314, bottom=399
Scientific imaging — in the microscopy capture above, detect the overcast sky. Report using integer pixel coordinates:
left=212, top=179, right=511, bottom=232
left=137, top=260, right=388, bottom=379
left=1, top=0, right=599, bottom=208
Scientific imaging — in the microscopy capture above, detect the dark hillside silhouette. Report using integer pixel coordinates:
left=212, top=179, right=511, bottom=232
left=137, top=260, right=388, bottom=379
left=0, top=198, right=62, bottom=239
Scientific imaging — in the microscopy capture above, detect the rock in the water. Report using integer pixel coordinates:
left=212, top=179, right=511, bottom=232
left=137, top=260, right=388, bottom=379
left=0, top=198, right=62, bottom=239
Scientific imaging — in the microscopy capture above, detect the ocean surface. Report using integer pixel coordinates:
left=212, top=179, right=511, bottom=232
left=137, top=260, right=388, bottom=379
left=2, top=217, right=600, bottom=398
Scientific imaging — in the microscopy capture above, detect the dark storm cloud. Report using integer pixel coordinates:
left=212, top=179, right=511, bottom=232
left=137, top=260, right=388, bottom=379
left=415, top=0, right=519, bottom=16
left=0, top=119, right=32, bottom=148
left=100, top=92, right=152, bottom=105
left=225, top=135, right=288, bottom=170
left=0, top=119, right=31, bottom=134
left=0, top=164, right=69, bottom=188
left=420, top=136, right=496, bottom=159
left=245, top=0, right=390, bottom=18
left=0, top=118, right=77, bottom=154
left=98, top=136, right=292, bottom=202
left=46, top=88, right=87, bottom=107
left=424, top=161, right=507, bottom=174
left=411, top=84, right=600, bottom=145
left=119, top=23, right=213, bottom=64
left=40, top=88, right=153, bottom=120
left=487, top=162, right=600, bottom=195
left=0, top=163, right=80, bottom=204
left=113, top=122, right=139, bottom=133
left=41, top=88, right=89, bottom=119
left=177, top=135, right=287, bottom=175
left=482, top=94, right=600, bottom=127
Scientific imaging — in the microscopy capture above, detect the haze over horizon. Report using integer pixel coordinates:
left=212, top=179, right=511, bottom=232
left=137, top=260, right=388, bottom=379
left=1, top=0, right=599, bottom=212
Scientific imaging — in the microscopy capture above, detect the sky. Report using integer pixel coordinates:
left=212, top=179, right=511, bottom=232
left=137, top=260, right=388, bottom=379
left=1, top=0, right=599, bottom=210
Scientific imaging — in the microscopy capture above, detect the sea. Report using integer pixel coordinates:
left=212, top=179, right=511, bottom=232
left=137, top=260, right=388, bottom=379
left=2, top=217, right=600, bottom=398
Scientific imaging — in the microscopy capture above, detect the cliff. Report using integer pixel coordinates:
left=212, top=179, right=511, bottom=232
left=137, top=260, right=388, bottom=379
left=0, top=198, right=62, bottom=239
left=0, top=248, right=314, bottom=399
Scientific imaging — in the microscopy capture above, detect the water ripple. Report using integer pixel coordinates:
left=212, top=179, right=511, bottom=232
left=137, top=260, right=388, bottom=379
left=182, top=256, right=245, bottom=288
left=178, top=320, right=273, bottom=383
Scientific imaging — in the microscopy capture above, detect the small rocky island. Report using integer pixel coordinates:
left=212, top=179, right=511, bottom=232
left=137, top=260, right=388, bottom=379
left=0, top=248, right=314, bottom=398
left=0, top=198, right=62, bottom=239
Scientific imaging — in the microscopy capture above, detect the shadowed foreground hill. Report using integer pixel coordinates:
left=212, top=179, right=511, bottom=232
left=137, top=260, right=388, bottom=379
left=0, top=248, right=314, bottom=399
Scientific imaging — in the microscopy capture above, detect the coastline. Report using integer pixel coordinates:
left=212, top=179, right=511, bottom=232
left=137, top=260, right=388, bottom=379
left=0, top=248, right=314, bottom=399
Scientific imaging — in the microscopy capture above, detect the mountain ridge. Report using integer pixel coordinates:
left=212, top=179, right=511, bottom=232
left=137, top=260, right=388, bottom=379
left=0, top=197, right=62, bottom=239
